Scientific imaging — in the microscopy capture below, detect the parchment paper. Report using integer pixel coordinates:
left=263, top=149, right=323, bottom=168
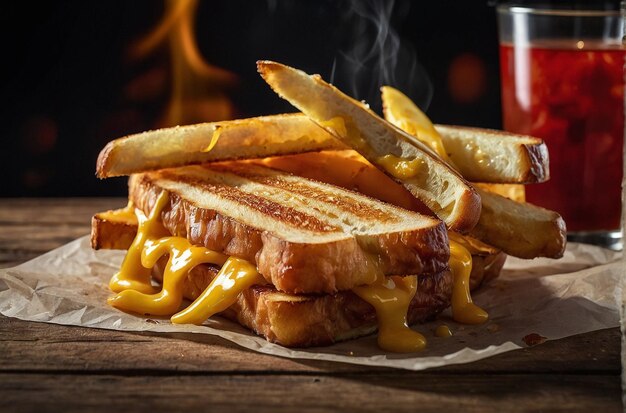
left=0, top=236, right=621, bottom=371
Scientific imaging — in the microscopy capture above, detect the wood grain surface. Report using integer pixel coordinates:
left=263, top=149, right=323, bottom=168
left=0, top=198, right=622, bottom=412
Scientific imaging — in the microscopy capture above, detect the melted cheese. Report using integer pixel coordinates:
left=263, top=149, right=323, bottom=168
left=448, top=231, right=497, bottom=256
left=449, top=239, right=488, bottom=325
left=381, top=86, right=452, bottom=165
left=202, top=125, right=222, bottom=152
left=107, top=190, right=261, bottom=326
left=171, top=257, right=263, bottom=324
left=108, top=192, right=170, bottom=294
left=108, top=236, right=229, bottom=315
left=319, top=116, right=348, bottom=139
left=353, top=273, right=426, bottom=353
left=97, top=200, right=137, bottom=223
left=377, top=154, right=425, bottom=180
left=319, top=116, right=369, bottom=151
left=320, top=115, right=429, bottom=181
left=435, top=324, right=453, bottom=337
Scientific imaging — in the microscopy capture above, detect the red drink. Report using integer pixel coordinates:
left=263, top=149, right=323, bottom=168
left=499, top=42, right=625, bottom=231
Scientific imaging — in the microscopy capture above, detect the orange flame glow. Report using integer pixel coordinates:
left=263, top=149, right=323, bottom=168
left=129, top=0, right=237, bottom=126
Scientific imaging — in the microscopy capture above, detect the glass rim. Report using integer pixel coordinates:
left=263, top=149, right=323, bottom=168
left=496, top=5, right=621, bottom=17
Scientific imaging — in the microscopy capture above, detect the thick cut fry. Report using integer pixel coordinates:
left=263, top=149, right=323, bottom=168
left=96, top=113, right=344, bottom=178
left=381, top=86, right=453, bottom=165
left=471, top=188, right=566, bottom=259
left=381, top=86, right=549, bottom=184
left=257, top=60, right=481, bottom=234
left=434, top=125, right=549, bottom=183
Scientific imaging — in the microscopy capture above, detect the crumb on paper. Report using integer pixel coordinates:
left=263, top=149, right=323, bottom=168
left=522, top=333, right=547, bottom=346
left=145, top=319, right=158, bottom=324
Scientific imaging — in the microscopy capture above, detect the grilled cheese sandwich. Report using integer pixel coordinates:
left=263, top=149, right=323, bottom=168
left=91, top=59, right=564, bottom=353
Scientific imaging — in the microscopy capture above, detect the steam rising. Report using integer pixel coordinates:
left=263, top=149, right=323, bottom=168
left=331, top=0, right=432, bottom=114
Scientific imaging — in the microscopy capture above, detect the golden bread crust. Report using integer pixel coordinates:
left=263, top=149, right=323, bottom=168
left=90, top=214, right=137, bottom=250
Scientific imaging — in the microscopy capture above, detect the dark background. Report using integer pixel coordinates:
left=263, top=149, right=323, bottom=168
left=0, top=0, right=504, bottom=197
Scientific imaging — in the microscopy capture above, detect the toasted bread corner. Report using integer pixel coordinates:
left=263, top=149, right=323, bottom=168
left=95, top=140, right=116, bottom=179
left=91, top=211, right=137, bottom=250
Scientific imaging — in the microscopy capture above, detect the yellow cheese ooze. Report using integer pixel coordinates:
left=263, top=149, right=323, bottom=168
left=353, top=275, right=426, bottom=353
left=107, top=190, right=264, bottom=328
left=449, top=239, right=488, bottom=325
left=171, top=257, right=264, bottom=324
left=435, top=324, right=453, bottom=337
left=108, top=191, right=170, bottom=294
left=377, top=154, right=425, bottom=180
left=97, top=200, right=137, bottom=223
left=108, top=237, right=229, bottom=317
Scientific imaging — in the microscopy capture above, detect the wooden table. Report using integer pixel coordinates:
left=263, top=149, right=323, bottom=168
left=0, top=198, right=622, bottom=412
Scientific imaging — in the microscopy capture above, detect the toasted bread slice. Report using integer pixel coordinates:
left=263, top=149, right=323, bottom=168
left=129, top=163, right=449, bottom=294
left=153, top=261, right=452, bottom=348
left=377, top=87, right=565, bottom=258
left=91, top=208, right=454, bottom=347
left=92, top=204, right=506, bottom=292
left=380, top=86, right=549, bottom=184
left=96, top=114, right=344, bottom=178
left=257, top=150, right=562, bottom=259
left=257, top=60, right=481, bottom=234
left=256, top=149, right=430, bottom=214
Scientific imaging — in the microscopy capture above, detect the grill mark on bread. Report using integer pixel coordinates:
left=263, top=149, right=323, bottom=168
left=155, top=170, right=339, bottom=233
left=208, top=163, right=401, bottom=222
left=129, top=170, right=449, bottom=293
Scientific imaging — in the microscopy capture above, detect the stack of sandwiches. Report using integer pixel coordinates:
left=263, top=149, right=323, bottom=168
left=91, top=61, right=566, bottom=352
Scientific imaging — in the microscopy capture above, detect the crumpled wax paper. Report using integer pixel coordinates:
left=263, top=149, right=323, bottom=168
left=0, top=236, right=621, bottom=371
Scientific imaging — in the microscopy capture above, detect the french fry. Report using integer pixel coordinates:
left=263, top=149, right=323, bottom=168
left=471, top=188, right=566, bottom=259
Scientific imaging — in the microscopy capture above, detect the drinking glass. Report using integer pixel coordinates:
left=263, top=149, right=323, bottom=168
left=497, top=4, right=625, bottom=250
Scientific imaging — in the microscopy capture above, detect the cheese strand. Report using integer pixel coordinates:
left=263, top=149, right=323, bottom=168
left=353, top=274, right=426, bottom=353
left=449, top=239, right=488, bottom=325
left=108, top=191, right=170, bottom=294
left=108, top=236, right=228, bottom=315
left=171, top=257, right=264, bottom=324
